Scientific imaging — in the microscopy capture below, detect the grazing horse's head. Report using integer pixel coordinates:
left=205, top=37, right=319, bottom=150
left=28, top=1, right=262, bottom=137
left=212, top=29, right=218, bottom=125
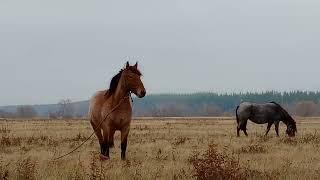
left=286, top=121, right=297, bottom=137
left=122, top=61, right=146, bottom=98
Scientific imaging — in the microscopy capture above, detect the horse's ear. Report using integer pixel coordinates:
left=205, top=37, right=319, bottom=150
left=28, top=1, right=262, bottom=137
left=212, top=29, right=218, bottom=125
left=126, top=61, right=130, bottom=68
left=134, top=62, right=138, bottom=68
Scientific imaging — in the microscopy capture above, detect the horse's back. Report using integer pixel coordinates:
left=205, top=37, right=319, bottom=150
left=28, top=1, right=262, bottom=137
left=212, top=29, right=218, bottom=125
left=238, top=102, right=278, bottom=112
left=237, top=102, right=281, bottom=124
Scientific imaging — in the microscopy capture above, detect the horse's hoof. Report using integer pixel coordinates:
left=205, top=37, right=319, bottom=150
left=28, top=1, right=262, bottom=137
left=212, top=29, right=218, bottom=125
left=100, top=154, right=110, bottom=161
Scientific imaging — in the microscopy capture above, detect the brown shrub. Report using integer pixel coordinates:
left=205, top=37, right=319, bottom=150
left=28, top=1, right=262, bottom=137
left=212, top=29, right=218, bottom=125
left=188, top=144, right=247, bottom=180
left=89, top=152, right=103, bottom=180
left=16, top=157, right=37, bottom=180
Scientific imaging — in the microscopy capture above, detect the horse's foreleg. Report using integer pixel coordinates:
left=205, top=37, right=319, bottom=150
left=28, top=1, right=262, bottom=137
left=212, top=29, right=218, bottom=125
left=90, top=121, right=104, bottom=153
left=265, top=122, right=273, bottom=136
left=243, top=129, right=248, bottom=136
left=120, top=126, right=130, bottom=160
left=109, top=129, right=115, bottom=148
left=101, top=127, right=110, bottom=160
left=274, top=121, right=280, bottom=137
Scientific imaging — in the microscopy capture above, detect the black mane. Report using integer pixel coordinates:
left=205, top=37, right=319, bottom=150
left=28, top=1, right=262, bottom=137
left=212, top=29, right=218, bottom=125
left=108, top=70, right=123, bottom=95
left=106, top=66, right=142, bottom=96
left=270, top=101, right=296, bottom=129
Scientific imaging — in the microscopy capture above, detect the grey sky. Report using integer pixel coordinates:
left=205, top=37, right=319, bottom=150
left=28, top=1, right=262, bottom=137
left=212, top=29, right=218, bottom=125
left=0, top=0, right=320, bottom=105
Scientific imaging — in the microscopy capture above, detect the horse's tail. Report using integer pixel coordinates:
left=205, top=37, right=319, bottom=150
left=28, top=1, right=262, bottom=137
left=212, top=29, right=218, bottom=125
left=236, top=105, right=240, bottom=125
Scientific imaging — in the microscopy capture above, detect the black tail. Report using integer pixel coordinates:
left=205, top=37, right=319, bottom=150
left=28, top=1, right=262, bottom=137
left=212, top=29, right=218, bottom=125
left=236, top=105, right=240, bottom=124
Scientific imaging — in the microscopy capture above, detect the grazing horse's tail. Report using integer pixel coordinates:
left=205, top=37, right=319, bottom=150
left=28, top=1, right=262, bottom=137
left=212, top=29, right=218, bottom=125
left=236, top=105, right=240, bottom=124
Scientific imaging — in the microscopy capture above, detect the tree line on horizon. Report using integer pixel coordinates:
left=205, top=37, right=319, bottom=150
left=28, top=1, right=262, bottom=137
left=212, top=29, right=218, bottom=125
left=1, top=91, right=320, bottom=118
left=133, top=91, right=320, bottom=117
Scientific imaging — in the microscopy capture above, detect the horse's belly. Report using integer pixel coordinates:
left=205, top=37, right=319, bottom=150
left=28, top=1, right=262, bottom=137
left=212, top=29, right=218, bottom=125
left=249, top=115, right=267, bottom=124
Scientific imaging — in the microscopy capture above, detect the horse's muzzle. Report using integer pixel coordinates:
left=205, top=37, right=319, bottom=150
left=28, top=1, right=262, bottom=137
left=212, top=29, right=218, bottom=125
left=138, top=90, right=146, bottom=98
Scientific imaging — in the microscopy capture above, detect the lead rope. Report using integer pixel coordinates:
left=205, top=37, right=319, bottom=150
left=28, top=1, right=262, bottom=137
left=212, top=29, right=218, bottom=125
left=52, top=95, right=130, bottom=161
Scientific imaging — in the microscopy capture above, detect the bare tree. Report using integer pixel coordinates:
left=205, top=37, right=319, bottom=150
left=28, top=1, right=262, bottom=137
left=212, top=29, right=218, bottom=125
left=57, top=99, right=75, bottom=119
left=16, top=105, right=38, bottom=118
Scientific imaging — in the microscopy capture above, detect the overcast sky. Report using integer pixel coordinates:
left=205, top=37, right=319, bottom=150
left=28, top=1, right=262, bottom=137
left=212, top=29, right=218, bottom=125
left=0, top=0, right=320, bottom=105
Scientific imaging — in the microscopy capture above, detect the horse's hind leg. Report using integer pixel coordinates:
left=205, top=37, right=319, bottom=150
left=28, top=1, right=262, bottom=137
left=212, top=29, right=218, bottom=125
left=120, top=126, right=130, bottom=160
left=237, top=127, right=240, bottom=137
left=239, top=120, right=248, bottom=136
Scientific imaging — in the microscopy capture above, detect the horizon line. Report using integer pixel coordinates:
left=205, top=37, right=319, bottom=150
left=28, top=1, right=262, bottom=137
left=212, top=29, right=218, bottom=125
left=1, top=89, right=320, bottom=107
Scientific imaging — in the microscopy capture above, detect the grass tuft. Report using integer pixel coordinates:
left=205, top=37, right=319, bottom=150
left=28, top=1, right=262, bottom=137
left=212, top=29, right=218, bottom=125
left=237, top=143, right=267, bottom=154
left=16, top=156, right=37, bottom=180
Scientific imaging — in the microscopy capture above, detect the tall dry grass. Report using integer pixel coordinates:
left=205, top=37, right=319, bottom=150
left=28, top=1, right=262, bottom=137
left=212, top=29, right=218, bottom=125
left=0, top=118, right=320, bottom=179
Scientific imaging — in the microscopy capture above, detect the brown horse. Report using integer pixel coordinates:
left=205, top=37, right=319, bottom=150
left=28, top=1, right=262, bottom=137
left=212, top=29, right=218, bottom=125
left=89, top=62, right=146, bottom=160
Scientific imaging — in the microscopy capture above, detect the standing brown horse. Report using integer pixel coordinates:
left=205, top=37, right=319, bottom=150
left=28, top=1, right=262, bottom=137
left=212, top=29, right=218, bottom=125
left=89, top=62, right=146, bottom=160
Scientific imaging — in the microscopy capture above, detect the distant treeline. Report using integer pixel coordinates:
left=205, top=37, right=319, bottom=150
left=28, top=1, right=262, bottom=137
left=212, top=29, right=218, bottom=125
left=1, top=91, right=320, bottom=118
left=133, top=91, right=320, bottom=117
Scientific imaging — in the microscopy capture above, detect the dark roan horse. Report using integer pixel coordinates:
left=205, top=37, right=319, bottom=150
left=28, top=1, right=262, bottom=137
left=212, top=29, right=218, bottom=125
left=236, top=102, right=297, bottom=137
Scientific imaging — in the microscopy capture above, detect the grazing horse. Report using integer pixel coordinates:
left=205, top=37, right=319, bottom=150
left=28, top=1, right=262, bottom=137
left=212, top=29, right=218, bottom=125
left=89, top=62, right=146, bottom=160
left=236, top=101, right=297, bottom=137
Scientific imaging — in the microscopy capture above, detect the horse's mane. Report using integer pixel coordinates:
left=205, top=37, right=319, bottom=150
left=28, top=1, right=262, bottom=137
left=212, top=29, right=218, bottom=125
left=270, top=101, right=297, bottom=131
left=106, top=69, right=124, bottom=97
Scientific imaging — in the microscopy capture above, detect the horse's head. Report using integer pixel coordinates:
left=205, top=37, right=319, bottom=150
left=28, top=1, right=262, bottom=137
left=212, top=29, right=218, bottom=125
left=286, top=121, right=297, bottom=137
left=122, top=61, right=146, bottom=98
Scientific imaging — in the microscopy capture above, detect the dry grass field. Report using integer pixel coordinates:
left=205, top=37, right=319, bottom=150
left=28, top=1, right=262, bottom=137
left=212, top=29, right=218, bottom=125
left=1, top=117, right=320, bottom=179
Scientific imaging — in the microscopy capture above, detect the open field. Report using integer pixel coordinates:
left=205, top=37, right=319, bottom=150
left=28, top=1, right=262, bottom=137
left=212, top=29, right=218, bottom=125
left=1, top=117, right=320, bottom=179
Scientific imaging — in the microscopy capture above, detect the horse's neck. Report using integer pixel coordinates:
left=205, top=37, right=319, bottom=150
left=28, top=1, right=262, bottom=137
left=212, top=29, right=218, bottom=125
left=112, top=76, right=129, bottom=105
left=282, top=119, right=289, bottom=126
left=282, top=116, right=294, bottom=126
